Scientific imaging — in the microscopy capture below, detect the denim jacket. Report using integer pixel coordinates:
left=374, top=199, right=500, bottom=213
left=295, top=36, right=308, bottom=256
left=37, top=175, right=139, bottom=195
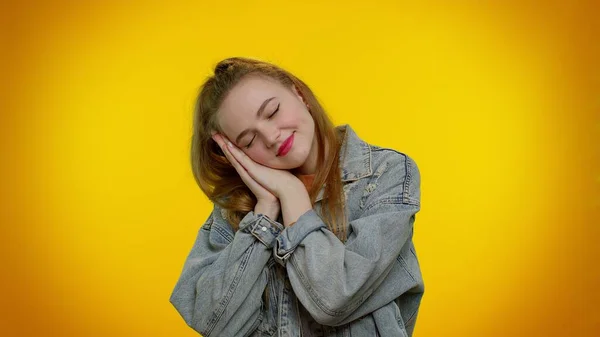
left=170, top=124, right=424, bottom=337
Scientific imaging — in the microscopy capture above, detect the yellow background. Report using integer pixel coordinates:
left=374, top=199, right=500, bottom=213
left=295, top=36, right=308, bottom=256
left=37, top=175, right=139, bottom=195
left=1, top=0, right=598, bottom=336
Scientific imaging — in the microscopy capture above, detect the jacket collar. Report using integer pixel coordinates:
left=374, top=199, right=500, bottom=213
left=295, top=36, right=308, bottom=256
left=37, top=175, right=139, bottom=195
left=315, top=124, right=372, bottom=202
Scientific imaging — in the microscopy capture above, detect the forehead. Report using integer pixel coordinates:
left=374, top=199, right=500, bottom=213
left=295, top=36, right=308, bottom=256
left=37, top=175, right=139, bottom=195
left=217, top=75, right=288, bottom=133
left=222, top=75, right=285, bottom=110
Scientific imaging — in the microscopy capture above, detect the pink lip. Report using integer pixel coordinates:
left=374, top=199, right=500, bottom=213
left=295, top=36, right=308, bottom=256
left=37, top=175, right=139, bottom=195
left=277, top=133, right=294, bottom=157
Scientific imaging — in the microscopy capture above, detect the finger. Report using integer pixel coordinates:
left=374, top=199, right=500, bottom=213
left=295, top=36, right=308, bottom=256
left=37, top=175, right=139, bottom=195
left=224, top=146, right=246, bottom=173
left=212, top=135, right=278, bottom=201
left=211, top=135, right=228, bottom=160
left=214, top=135, right=246, bottom=169
left=225, top=140, right=255, bottom=172
left=213, top=134, right=266, bottom=191
left=213, top=134, right=237, bottom=166
left=212, top=134, right=232, bottom=158
left=218, top=138, right=243, bottom=170
left=225, top=142, right=277, bottom=194
left=219, top=140, right=272, bottom=197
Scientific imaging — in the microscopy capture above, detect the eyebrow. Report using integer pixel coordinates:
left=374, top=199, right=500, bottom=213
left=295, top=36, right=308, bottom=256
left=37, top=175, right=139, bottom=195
left=235, top=96, right=276, bottom=145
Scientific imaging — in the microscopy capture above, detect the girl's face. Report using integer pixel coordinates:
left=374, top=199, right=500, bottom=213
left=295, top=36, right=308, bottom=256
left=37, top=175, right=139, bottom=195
left=216, top=75, right=316, bottom=172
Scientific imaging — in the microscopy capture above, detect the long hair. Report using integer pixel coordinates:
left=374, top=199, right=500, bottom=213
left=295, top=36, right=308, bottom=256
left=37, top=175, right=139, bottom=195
left=191, top=57, right=347, bottom=241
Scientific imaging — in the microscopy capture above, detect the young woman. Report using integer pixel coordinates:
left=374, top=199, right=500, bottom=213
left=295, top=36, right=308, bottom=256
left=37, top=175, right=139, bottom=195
left=169, top=57, right=424, bottom=337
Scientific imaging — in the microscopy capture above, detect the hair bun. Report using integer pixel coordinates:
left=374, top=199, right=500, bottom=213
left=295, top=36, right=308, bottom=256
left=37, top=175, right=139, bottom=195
left=214, top=59, right=236, bottom=75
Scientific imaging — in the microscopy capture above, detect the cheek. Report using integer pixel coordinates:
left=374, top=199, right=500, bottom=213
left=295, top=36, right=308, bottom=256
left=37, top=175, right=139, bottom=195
left=246, top=149, right=269, bottom=165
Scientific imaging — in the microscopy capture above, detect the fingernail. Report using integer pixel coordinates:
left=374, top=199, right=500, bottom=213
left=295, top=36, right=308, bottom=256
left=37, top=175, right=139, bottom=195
left=227, top=141, right=233, bottom=148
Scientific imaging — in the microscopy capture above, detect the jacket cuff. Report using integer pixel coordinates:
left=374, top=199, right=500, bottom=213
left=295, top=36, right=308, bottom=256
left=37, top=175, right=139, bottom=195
left=273, top=209, right=326, bottom=266
left=240, top=211, right=285, bottom=248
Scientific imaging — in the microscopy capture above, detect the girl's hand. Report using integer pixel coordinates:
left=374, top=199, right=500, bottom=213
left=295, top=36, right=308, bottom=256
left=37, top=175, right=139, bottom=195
left=212, top=133, right=299, bottom=199
left=212, top=133, right=278, bottom=205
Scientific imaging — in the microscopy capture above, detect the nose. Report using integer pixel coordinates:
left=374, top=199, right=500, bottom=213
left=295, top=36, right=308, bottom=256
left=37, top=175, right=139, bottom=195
left=262, top=125, right=280, bottom=149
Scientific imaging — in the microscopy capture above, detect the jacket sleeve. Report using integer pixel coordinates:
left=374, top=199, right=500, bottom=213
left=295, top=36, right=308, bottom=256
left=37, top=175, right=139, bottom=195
left=169, top=204, right=284, bottom=337
left=273, top=153, right=422, bottom=326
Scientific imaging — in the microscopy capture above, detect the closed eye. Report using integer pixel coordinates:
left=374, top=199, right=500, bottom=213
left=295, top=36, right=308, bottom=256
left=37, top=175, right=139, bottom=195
left=269, top=103, right=279, bottom=119
left=245, top=137, right=255, bottom=149
left=245, top=103, right=280, bottom=149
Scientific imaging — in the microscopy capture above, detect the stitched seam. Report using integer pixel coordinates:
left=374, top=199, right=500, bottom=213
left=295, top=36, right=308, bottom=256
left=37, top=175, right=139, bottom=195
left=359, top=157, right=388, bottom=209
left=289, top=251, right=373, bottom=318
left=290, top=223, right=315, bottom=251
left=402, top=154, right=412, bottom=205
left=363, top=196, right=403, bottom=213
left=252, top=216, right=272, bottom=247
left=396, top=254, right=418, bottom=284
left=278, top=220, right=325, bottom=255
left=362, top=149, right=420, bottom=208
left=243, top=308, right=264, bottom=337
left=370, top=146, right=407, bottom=156
left=404, top=308, right=418, bottom=327
left=205, top=244, right=254, bottom=335
left=201, top=213, right=214, bottom=230
left=260, top=214, right=285, bottom=231
left=253, top=231, right=272, bottom=248
left=341, top=133, right=372, bottom=182
left=213, top=224, right=233, bottom=243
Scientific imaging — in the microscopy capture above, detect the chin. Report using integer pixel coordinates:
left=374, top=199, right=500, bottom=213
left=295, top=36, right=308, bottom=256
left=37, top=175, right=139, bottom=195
left=261, top=154, right=304, bottom=171
left=284, top=149, right=310, bottom=170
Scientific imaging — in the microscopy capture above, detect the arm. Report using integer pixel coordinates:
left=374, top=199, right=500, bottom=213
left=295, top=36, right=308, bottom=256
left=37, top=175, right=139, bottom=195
left=169, top=203, right=284, bottom=336
left=274, top=153, right=422, bottom=326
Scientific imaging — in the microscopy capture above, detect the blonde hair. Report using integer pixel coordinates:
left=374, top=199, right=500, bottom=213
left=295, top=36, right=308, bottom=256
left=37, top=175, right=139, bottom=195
left=191, top=57, right=347, bottom=241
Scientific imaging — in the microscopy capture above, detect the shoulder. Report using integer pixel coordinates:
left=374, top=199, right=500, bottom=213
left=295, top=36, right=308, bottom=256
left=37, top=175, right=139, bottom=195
left=366, top=144, right=421, bottom=207
left=200, top=203, right=235, bottom=242
left=369, top=144, right=420, bottom=179
left=200, top=203, right=224, bottom=229
left=369, top=143, right=416, bottom=161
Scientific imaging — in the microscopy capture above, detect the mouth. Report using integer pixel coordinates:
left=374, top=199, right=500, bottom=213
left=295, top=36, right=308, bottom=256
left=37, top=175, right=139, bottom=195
left=277, top=132, right=294, bottom=157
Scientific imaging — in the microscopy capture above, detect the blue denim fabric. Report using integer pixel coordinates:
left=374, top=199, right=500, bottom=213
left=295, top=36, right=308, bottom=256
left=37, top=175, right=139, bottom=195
left=170, top=124, right=424, bottom=337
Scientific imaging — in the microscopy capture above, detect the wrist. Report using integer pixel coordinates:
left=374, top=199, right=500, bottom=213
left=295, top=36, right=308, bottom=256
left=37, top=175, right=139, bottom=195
left=279, top=183, right=312, bottom=227
left=255, top=200, right=280, bottom=221
left=279, top=180, right=306, bottom=202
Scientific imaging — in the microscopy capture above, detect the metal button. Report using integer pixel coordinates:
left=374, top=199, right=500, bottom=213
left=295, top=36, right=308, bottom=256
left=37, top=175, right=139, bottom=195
left=261, top=226, right=267, bottom=232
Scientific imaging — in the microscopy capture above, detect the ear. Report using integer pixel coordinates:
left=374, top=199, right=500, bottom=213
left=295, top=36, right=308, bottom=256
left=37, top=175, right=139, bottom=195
left=292, top=83, right=307, bottom=105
